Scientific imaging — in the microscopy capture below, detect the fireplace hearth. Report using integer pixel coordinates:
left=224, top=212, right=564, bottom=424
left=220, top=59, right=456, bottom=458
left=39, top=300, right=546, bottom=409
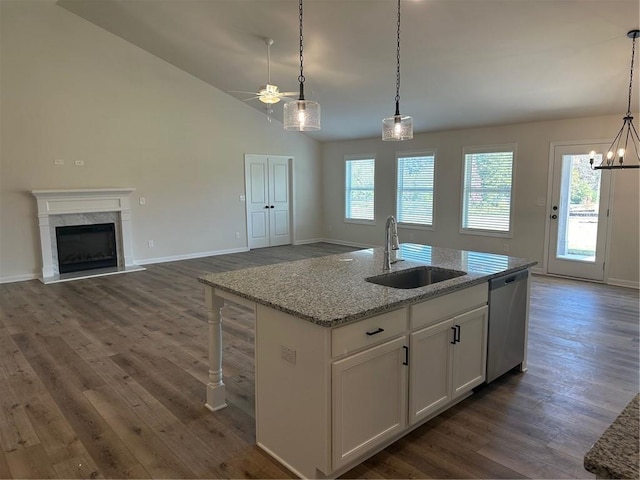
left=56, top=223, right=118, bottom=274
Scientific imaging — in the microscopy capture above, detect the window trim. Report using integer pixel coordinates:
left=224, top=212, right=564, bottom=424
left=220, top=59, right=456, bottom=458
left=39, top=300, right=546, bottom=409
left=394, top=150, right=437, bottom=231
left=459, top=144, right=516, bottom=239
left=344, top=154, right=376, bottom=225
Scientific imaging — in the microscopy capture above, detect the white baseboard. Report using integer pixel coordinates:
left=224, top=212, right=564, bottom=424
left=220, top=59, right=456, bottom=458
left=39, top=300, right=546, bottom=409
left=136, top=246, right=250, bottom=266
left=607, top=278, right=640, bottom=289
left=293, top=237, right=325, bottom=245
left=0, top=273, right=39, bottom=284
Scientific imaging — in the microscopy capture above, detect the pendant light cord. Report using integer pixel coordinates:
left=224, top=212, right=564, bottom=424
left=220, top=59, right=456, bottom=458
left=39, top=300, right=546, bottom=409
left=298, top=0, right=306, bottom=100
left=626, top=34, right=636, bottom=115
left=394, top=0, right=401, bottom=116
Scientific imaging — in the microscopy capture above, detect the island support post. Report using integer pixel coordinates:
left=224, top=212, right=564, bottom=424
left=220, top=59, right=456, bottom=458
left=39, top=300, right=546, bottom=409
left=205, top=287, right=227, bottom=411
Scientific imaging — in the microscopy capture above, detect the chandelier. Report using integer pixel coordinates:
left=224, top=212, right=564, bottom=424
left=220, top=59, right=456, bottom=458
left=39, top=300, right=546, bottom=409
left=590, top=30, right=640, bottom=169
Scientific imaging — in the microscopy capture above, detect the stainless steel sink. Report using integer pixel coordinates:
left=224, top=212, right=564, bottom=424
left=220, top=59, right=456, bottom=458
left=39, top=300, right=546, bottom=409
left=366, top=266, right=466, bottom=289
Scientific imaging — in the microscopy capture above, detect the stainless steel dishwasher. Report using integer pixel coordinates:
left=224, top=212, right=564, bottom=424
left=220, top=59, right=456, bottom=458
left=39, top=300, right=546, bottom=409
left=486, top=269, right=528, bottom=383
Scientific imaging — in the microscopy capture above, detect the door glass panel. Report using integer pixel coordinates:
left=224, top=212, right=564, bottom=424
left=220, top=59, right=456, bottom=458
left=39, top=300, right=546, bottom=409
left=556, top=153, right=602, bottom=263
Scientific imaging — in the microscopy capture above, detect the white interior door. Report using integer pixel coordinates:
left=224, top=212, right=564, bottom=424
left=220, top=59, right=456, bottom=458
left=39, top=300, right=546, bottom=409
left=268, top=157, right=291, bottom=246
left=547, top=144, right=612, bottom=281
left=245, top=154, right=291, bottom=249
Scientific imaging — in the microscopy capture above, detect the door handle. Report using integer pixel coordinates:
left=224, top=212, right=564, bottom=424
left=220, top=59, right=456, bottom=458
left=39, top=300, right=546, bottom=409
left=456, top=325, right=461, bottom=343
left=402, top=345, right=408, bottom=366
left=264, top=205, right=269, bottom=209
left=451, top=326, right=457, bottom=344
left=550, top=214, right=557, bottom=220
left=270, top=205, right=275, bottom=208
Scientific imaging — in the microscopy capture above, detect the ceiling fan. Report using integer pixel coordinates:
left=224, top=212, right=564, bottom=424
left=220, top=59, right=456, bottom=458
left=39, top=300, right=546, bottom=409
left=230, top=38, right=297, bottom=107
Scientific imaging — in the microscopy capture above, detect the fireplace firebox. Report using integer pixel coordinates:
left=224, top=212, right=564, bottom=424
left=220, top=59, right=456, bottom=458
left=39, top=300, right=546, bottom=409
left=55, top=223, right=118, bottom=274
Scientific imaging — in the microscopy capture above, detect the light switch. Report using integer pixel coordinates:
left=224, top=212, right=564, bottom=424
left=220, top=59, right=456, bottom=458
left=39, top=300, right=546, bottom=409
left=75, top=160, right=84, bottom=166
left=239, top=195, right=246, bottom=202
left=54, top=159, right=64, bottom=166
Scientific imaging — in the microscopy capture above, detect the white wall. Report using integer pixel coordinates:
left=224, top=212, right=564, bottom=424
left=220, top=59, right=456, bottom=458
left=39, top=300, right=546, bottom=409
left=0, top=0, right=324, bottom=282
left=322, top=116, right=639, bottom=286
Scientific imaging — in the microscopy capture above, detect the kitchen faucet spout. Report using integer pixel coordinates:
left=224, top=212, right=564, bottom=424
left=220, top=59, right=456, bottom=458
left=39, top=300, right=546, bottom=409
left=383, top=215, right=400, bottom=271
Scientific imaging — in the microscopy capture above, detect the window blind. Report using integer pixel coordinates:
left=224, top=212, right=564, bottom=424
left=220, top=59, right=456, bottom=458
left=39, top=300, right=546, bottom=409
left=396, top=154, right=435, bottom=226
left=462, top=150, right=514, bottom=233
left=345, top=158, right=375, bottom=221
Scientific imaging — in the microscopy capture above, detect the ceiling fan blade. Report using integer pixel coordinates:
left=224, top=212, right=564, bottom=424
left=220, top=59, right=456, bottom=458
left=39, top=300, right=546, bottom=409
left=228, top=90, right=261, bottom=95
left=280, top=92, right=299, bottom=97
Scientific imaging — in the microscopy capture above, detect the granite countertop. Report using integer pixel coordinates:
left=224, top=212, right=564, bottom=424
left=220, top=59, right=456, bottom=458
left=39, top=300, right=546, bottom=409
left=584, top=394, right=639, bottom=479
left=198, top=243, right=537, bottom=327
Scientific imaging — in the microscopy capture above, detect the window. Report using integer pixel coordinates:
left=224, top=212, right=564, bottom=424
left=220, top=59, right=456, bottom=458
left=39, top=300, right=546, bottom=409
left=345, top=157, right=375, bottom=222
left=396, top=152, right=435, bottom=227
left=461, top=145, right=515, bottom=236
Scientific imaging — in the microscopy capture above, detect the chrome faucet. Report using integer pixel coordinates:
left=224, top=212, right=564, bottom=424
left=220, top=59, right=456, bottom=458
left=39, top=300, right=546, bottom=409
left=383, top=215, right=400, bottom=271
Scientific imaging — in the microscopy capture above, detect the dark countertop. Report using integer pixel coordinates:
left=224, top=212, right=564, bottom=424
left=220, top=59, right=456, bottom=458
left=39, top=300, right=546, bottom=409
left=198, top=243, right=536, bottom=327
left=584, top=394, right=639, bottom=479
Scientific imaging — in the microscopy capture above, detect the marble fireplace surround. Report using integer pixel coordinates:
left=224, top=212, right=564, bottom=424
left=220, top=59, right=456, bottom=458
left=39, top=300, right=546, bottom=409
left=32, top=188, right=144, bottom=284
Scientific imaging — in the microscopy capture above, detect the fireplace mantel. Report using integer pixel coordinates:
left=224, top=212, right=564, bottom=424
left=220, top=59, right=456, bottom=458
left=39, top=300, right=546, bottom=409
left=32, top=188, right=143, bottom=283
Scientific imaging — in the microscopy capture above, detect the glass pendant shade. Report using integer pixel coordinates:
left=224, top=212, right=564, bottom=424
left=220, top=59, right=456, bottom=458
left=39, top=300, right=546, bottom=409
left=382, top=114, right=413, bottom=141
left=283, top=99, right=321, bottom=131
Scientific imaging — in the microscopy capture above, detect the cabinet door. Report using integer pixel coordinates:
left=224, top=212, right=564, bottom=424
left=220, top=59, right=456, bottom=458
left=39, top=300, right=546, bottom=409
left=332, top=336, right=407, bottom=470
left=409, top=319, right=453, bottom=425
left=451, top=306, right=488, bottom=398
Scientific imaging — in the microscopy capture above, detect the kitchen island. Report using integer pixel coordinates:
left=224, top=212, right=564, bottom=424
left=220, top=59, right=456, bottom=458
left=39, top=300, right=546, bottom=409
left=198, top=243, right=536, bottom=478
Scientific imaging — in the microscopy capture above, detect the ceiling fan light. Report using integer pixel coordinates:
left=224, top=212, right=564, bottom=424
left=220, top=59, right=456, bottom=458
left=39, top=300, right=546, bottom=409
left=284, top=99, right=320, bottom=131
left=382, top=114, right=413, bottom=141
left=258, top=84, right=282, bottom=104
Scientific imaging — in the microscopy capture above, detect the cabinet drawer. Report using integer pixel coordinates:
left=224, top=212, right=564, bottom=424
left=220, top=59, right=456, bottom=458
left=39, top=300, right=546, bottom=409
left=410, top=283, right=488, bottom=330
left=332, top=309, right=407, bottom=357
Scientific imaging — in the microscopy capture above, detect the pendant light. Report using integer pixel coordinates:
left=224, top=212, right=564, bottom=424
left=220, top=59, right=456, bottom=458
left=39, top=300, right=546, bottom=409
left=283, top=0, right=320, bottom=131
left=382, top=0, right=413, bottom=141
left=590, top=29, right=640, bottom=169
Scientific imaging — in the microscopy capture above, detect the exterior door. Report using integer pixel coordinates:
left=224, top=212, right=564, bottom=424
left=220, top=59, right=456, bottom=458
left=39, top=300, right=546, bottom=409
left=547, top=144, right=611, bottom=281
left=245, top=154, right=291, bottom=249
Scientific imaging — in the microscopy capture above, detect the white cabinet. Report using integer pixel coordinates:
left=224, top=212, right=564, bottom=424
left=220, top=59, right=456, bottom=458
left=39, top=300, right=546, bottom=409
left=331, top=336, right=408, bottom=470
left=451, top=306, right=488, bottom=398
left=255, top=283, right=489, bottom=478
left=408, top=305, right=487, bottom=425
left=408, top=319, right=453, bottom=424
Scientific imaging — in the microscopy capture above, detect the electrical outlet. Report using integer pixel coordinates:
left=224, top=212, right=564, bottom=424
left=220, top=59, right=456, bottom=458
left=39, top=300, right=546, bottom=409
left=235, top=232, right=240, bottom=239
left=139, top=197, right=146, bottom=205
left=75, top=160, right=84, bottom=166
left=54, top=159, right=64, bottom=165
left=503, top=243, right=509, bottom=253
left=281, top=345, right=296, bottom=364
left=239, top=195, right=246, bottom=202
left=148, top=240, right=154, bottom=248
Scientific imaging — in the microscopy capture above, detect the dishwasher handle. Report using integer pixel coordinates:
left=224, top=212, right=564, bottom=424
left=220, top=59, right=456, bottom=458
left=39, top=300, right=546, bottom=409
left=489, top=269, right=528, bottom=290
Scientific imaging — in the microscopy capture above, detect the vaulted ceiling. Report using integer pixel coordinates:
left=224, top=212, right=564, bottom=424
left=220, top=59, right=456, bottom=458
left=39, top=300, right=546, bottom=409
left=58, top=0, right=640, bottom=142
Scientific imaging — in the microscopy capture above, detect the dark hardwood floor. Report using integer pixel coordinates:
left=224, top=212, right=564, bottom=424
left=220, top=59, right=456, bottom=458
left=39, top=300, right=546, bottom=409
left=0, top=243, right=638, bottom=479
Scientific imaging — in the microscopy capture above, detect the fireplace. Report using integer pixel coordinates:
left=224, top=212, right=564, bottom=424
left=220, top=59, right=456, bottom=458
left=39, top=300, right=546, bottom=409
left=56, top=223, right=118, bottom=274
left=32, top=188, right=144, bottom=283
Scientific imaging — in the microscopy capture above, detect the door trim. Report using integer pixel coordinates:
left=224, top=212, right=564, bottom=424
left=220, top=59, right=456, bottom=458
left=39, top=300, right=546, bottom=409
left=543, top=140, right=615, bottom=282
